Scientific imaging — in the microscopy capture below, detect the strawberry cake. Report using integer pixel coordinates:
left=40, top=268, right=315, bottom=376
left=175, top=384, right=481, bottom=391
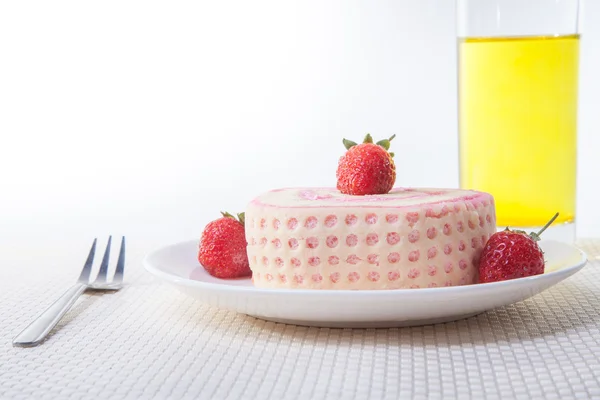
left=245, top=187, right=496, bottom=289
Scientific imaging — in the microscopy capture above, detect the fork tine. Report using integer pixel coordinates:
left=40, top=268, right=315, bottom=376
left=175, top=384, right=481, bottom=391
left=112, top=236, right=126, bottom=284
left=77, top=238, right=97, bottom=283
left=96, top=236, right=112, bottom=283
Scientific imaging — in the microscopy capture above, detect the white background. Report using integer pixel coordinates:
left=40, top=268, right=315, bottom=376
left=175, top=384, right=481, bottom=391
left=1, top=1, right=598, bottom=249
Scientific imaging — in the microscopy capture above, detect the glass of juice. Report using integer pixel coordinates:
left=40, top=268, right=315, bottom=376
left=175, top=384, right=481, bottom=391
left=457, top=0, right=581, bottom=242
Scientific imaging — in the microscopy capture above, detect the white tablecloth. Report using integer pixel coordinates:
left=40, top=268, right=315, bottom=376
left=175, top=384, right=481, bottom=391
left=1, top=239, right=599, bottom=399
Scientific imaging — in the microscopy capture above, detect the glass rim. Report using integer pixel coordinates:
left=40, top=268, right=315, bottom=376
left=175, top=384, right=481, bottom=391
left=456, top=0, right=582, bottom=38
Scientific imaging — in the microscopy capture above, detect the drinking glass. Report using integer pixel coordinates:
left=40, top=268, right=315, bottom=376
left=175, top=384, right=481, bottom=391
left=457, top=0, right=581, bottom=242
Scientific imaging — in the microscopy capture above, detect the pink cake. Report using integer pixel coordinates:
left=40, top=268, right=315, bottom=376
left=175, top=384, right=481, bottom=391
left=245, top=188, right=496, bottom=290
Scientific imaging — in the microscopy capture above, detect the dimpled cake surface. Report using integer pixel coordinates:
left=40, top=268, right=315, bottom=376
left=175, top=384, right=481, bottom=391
left=245, top=188, right=496, bottom=290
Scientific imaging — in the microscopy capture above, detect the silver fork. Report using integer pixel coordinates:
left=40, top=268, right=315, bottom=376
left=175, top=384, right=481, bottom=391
left=13, top=236, right=126, bottom=347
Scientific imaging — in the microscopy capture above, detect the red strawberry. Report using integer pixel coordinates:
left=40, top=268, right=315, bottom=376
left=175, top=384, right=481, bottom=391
left=478, top=213, right=559, bottom=283
left=198, top=212, right=251, bottom=279
left=336, top=133, right=396, bottom=196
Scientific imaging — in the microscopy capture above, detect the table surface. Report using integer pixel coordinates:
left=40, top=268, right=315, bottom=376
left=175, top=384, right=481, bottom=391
left=1, top=238, right=599, bottom=400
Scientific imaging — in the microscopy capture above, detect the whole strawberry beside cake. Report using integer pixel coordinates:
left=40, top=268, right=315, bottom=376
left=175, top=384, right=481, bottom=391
left=198, top=212, right=251, bottom=279
left=478, top=213, right=558, bottom=283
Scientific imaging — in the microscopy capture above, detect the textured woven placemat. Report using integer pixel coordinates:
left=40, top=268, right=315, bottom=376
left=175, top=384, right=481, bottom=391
left=0, top=239, right=599, bottom=399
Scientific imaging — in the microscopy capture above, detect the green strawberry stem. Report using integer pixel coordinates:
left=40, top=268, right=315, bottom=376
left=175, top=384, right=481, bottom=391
left=530, top=212, right=559, bottom=241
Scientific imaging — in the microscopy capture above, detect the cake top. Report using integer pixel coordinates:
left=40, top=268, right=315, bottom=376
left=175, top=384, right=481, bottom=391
left=250, top=187, right=490, bottom=209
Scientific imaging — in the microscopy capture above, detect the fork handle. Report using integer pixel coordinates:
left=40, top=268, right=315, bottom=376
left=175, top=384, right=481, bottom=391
left=13, top=283, right=88, bottom=347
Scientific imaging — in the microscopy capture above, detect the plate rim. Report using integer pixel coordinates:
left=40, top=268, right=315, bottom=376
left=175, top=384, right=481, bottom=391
left=143, top=239, right=588, bottom=297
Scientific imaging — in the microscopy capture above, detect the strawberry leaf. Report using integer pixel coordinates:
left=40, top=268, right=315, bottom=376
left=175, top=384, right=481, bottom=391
left=376, top=139, right=390, bottom=150
left=343, top=138, right=358, bottom=150
left=237, top=212, right=246, bottom=226
left=376, top=134, right=396, bottom=150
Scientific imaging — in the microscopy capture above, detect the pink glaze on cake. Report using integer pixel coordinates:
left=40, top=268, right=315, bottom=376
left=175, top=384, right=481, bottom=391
left=246, top=187, right=496, bottom=290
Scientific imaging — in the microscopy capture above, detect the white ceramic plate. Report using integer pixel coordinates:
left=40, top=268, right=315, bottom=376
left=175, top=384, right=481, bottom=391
left=143, top=240, right=587, bottom=328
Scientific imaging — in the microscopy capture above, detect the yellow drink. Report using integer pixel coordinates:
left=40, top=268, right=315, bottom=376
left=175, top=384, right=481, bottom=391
left=459, top=35, right=579, bottom=227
